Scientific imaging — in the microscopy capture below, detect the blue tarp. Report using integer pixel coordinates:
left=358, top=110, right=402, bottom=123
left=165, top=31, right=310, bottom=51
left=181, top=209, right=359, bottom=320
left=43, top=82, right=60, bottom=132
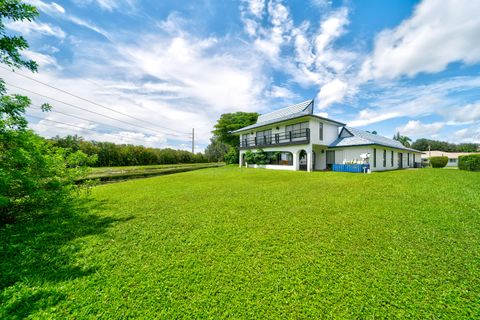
left=332, top=164, right=370, bottom=173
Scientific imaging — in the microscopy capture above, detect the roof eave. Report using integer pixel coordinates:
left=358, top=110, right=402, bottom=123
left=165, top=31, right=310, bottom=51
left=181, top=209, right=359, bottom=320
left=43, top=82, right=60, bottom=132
left=328, top=143, right=423, bottom=153
left=231, top=114, right=345, bottom=134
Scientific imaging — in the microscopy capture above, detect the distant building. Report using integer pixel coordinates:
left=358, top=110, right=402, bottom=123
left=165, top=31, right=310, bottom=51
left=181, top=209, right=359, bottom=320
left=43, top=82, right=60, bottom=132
left=421, top=150, right=480, bottom=167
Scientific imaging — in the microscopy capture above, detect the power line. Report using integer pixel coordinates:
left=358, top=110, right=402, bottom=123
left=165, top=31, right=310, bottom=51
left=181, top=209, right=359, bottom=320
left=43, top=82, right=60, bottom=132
left=26, top=113, right=151, bottom=145
left=0, top=65, right=189, bottom=135
left=6, top=82, right=190, bottom=139
left=29, top=104, right=174, bottom=141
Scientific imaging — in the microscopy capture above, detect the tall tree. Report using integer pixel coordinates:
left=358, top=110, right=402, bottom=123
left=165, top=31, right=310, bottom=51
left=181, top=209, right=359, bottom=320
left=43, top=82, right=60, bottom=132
left=212, top=112, right=258, bottom=147
left=204, top=137, right=229, bottom=162
left=0, top=0, right=92, bottom=222
left=411, top=138, right=480, bottom=152
left=393, top=132, right=412, bottom=147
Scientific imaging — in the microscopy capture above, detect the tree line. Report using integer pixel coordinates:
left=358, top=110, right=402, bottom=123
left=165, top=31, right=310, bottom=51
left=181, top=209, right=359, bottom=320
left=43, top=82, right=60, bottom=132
left=50, top=135, right=208, bottom=167
left=411, top=138, right=479, bottom=153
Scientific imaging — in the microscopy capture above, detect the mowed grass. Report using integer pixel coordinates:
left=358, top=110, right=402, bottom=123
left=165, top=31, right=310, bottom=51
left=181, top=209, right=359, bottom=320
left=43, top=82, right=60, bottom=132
left=1, top=167, right=480, bottom=318
left=84, top=163, right=223, bottom=182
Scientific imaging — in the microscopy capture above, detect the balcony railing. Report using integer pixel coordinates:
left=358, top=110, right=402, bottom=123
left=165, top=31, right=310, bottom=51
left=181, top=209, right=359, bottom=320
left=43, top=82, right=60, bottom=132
left=240, top=128, right=310, bottom=149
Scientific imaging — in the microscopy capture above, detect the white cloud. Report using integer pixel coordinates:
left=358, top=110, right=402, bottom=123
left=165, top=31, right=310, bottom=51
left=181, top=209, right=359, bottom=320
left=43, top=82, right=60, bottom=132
left=360, top=0, right=480, bottom=81
left=6, top=20, right=66, bottom=38
left=396, top=120, right=444, bottom=137
left=73, top=0, right=136, bottom=11
left=0, top=16, right=268, bottom=150
left=241, top=2, right=356, bottom=111
left=317, top=79, right=348, bottom=109
left=448, top=103, right=480, bottom=124
left=243, top=0, right=265, bottom=18
left=22, top=50, right=61, bottom=69
left=25, top=0, right=109, bottom=39
left=24, top=0, right=65, bottom=15
left=453, top=126, right=480, bottom=143
left=348, top=76, right=480, bottom=127
left=268, top=85, right=297, bottom=99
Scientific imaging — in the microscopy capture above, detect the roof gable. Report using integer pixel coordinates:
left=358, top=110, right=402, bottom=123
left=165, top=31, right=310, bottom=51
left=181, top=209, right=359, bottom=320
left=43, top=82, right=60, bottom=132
left=330, top=126, right=421, bottom=152
left=256, top=99, right=313, bottom=124
left=231, top=99, right=345, bottom=134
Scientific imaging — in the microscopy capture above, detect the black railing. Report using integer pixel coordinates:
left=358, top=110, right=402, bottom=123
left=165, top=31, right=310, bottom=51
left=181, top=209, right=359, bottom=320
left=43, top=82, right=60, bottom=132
left=240, top=128, right=310, bottom=149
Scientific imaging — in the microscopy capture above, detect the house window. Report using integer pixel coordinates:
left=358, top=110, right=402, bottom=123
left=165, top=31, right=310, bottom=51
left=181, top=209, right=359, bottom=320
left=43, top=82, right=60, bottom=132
left=383, top=149, right=386, bottom=167
left=449, top=158, right=457, bottom=163
left=391, top=150, right=394, bottom=166
left=407, top=153, right=410, bottom=166
left=319, top=122, right=323, bottom=141
left=256, top=129, right=272, bottom=145
left=413, top=154, right=416, bottom=164
left=373, top=148, right=377, bottom=168
left=285, top=122, right=309, bottom=138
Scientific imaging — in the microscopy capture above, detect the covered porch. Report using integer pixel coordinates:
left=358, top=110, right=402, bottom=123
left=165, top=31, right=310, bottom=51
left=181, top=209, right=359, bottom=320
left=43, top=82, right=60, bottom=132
left=239, top=144, right=328, bottom=172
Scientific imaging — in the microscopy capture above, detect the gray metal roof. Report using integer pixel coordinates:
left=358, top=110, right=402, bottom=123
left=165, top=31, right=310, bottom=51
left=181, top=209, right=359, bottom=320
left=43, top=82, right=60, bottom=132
left=232, top=99, right=345, bottom=133
left=329, top=127, right=421, bottom=152
left=256, top=99, right=313, bottom=123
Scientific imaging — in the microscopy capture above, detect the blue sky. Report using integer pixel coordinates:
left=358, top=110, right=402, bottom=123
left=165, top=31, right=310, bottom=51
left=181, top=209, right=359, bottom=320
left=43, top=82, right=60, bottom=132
left=2, top=0, right=480, bottom=150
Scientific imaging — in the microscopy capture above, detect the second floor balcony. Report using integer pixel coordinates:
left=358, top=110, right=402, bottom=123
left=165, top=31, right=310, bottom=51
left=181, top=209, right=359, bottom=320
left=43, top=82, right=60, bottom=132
left=239, top=128, right=310, bottom=149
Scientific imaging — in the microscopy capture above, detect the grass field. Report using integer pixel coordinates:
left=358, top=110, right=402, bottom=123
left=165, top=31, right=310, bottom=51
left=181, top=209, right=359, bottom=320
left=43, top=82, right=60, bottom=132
left=2, top=167, right=480, bottom=318
left=83, top=163, right=224, bottom=182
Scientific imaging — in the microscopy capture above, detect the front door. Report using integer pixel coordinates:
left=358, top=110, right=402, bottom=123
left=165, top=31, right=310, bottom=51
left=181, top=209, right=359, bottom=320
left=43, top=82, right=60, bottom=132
left=398, top=153, right=403, bottom=168
left=326, top=150, right=335, bottom=170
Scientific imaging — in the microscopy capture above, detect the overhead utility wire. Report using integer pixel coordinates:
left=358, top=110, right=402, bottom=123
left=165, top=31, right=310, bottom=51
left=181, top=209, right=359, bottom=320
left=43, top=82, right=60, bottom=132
left=6, top=82, right=190, bottom=139
left=26, top=113, right=150, bottom=145
left=0, top=65, right=189, bottom=135
left=30, top=104, right=161, bottom=138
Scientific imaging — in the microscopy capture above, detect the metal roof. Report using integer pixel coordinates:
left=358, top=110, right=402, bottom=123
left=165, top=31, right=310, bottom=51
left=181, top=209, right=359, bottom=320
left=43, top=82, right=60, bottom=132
left=232, top=99, right=345, bottom=133
left=329, top=127, right=422, bottom=152
left=256, top=99, right=313, bottom=123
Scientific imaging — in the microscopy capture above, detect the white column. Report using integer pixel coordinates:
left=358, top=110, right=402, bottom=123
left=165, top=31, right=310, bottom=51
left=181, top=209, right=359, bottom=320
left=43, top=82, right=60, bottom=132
left=239, top=150, right=244, bottom=168
left=307, top=151, right=313, bottom=172
left=293, top=150, right=300, bottom=171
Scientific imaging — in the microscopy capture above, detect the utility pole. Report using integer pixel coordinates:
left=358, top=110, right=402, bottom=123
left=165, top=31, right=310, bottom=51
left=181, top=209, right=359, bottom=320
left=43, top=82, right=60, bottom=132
left=192, top=128, right=195, bottom=154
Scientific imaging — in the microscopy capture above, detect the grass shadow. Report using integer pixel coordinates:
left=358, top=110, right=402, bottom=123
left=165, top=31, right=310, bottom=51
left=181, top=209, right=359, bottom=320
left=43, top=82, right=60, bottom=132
left=0, top=196, right=133, bottom=318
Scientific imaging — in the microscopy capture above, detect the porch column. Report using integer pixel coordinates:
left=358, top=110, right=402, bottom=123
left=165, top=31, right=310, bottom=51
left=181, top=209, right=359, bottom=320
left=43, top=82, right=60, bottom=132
left=307, top=150, right=313, bottom=172
left=293, top=150, right=300, bottom=171
left=239, top=150, right=244, bottom=168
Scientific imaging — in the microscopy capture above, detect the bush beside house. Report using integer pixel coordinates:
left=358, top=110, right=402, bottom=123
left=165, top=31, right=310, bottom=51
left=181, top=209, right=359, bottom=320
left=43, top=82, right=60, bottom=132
left=458, top=154, right=480, bottom=171
left=429, top=156, right=448, bottom=168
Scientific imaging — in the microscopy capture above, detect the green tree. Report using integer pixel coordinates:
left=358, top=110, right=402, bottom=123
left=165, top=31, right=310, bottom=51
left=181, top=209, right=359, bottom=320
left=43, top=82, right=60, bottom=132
left=393, top=132, right=412, bottom=147
left=0, top=0, right=93, bottom=222
left=0, top=0, right=38, bottom=71
left=223, top=146, right=239, bottom=164
left=212, top=112, right=258, bottom=147
left=204, top=137, right=229, bottom=162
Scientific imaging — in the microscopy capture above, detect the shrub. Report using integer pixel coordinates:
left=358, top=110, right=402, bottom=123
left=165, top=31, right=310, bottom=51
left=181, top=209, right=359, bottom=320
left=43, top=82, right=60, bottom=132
left=429, top=156, right=448, bottom=168
left=458, top=154, right=480, bottom=171
left=253, top=149, right=268, bottom=165
left=224, top=147, right=239, bottom=164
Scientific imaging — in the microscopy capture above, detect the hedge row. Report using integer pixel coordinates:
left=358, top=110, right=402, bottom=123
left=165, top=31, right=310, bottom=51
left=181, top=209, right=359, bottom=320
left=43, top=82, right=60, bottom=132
left=429, top=156, right=448, bottom=168
left=458, top=154, right=480, bottom=171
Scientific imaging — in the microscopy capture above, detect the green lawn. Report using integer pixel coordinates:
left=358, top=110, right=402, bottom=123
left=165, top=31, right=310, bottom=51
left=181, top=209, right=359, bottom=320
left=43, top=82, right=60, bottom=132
left=83, top=163, right=224, bottom=182
left=2, top=167, right=480, bottom=318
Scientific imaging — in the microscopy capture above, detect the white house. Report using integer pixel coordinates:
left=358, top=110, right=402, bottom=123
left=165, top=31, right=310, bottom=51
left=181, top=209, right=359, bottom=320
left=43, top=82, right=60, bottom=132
left=421, top=150, right=480, bottom=167
left=233, top=99, right=423, bottom=172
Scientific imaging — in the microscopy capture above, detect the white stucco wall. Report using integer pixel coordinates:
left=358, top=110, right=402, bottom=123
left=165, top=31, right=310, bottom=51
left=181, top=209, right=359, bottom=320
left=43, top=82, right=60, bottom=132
left=330, top=146, right=423, bottom=172
left=309, top=119, right=342, bottom=145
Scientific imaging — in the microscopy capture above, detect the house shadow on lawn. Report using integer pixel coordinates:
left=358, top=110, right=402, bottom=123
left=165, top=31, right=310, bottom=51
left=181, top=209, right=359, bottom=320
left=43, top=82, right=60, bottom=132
left=0, top=197, right=133, bottom=318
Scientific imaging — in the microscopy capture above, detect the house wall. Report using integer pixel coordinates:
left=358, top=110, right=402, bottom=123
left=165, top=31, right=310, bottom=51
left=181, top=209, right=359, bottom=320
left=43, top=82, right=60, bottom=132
left=312, top=145, right=327, bottom=170
left=239, top=117, right=341, bottom=147
left=308, top=119, right=341, bottom=145
left=330, top=146, right=423, bottom=172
